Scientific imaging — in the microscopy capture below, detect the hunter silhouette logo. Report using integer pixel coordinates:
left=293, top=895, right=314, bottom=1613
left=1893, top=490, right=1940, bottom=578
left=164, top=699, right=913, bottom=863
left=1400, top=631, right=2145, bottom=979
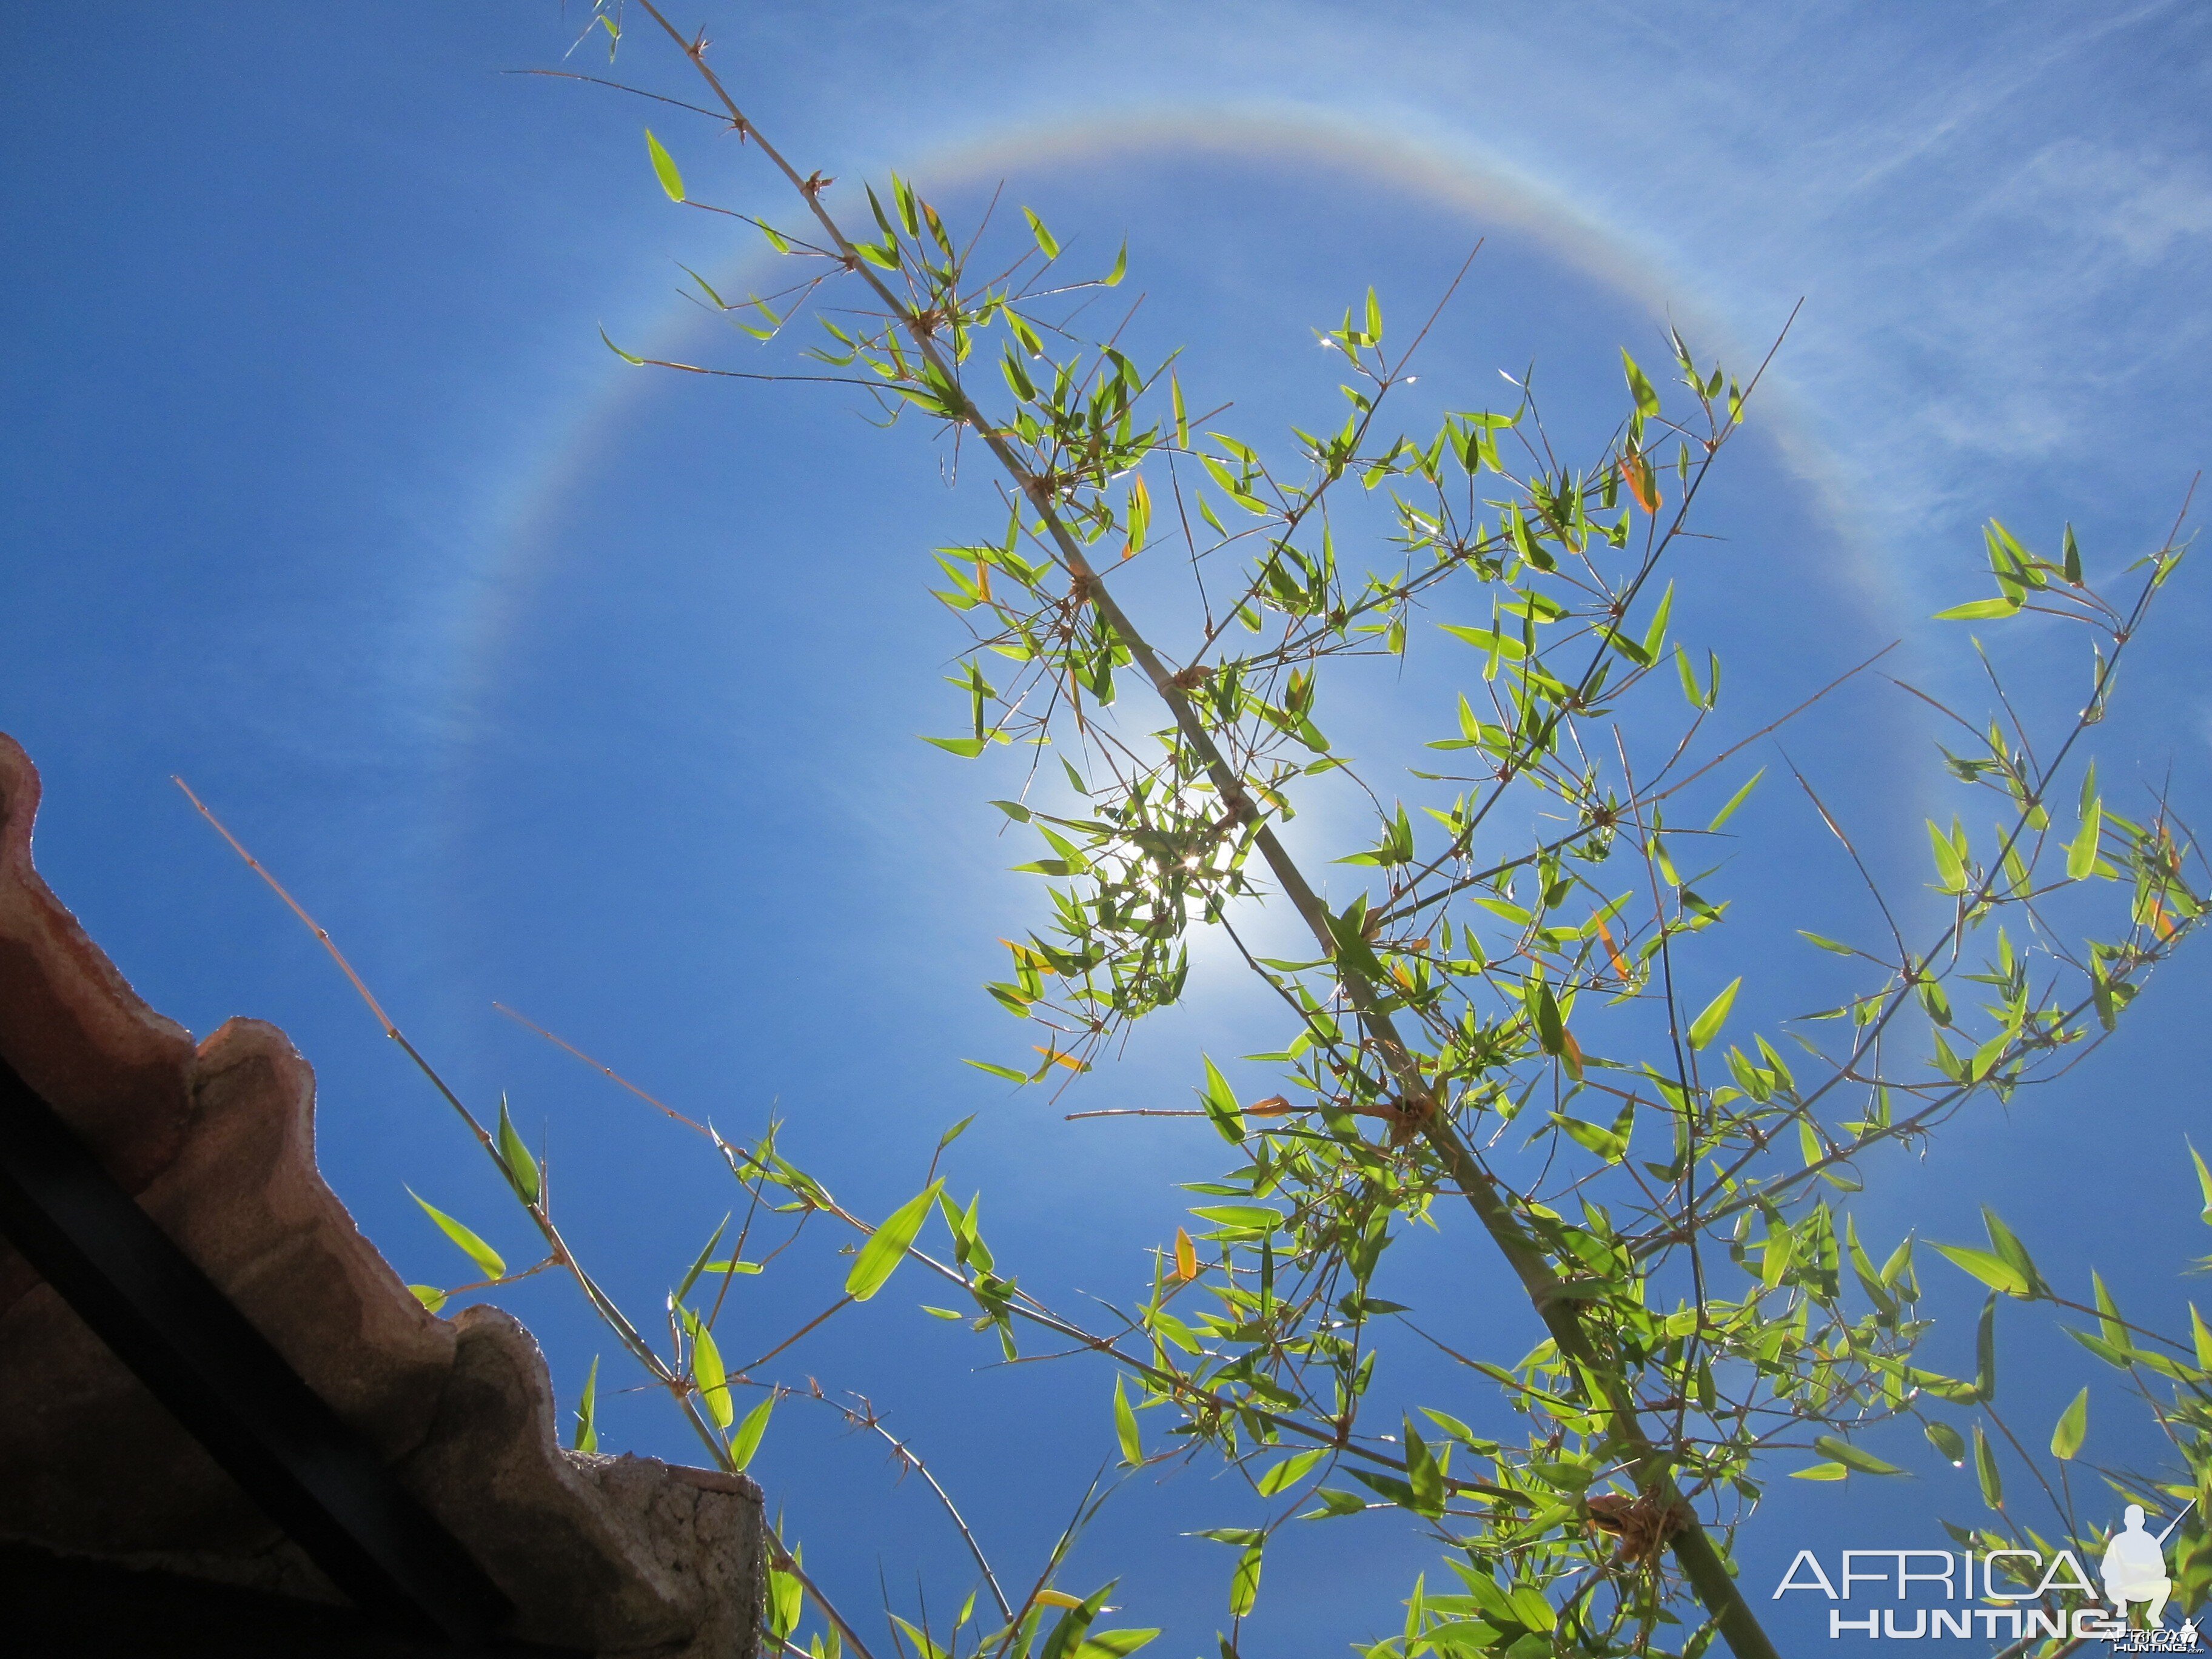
left=2105, top=1504, right=2177, bottom=1630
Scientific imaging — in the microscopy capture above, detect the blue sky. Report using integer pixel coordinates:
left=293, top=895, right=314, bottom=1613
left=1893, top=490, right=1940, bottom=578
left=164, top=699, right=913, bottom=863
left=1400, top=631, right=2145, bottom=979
left=5, top=4, right=2211, bottom=1654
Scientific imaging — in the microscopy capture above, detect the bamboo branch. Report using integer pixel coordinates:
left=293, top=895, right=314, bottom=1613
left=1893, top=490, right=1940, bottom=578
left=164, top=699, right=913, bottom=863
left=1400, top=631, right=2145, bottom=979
left=618, top=11, right=1783, bottom=1651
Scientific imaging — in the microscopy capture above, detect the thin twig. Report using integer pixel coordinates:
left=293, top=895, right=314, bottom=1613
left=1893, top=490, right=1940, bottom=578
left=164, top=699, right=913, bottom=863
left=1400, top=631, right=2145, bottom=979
left=495, top=1001, right=707, bottom=1130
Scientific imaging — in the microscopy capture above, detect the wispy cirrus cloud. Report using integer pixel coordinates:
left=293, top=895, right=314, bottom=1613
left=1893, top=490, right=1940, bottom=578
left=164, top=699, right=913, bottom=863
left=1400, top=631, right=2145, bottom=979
left=801, top=0, right=2210, bottom=569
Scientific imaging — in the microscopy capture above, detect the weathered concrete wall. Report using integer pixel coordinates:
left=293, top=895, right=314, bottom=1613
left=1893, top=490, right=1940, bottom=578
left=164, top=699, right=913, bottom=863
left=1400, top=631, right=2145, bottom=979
left=0, top=734, right=762, bottom=1658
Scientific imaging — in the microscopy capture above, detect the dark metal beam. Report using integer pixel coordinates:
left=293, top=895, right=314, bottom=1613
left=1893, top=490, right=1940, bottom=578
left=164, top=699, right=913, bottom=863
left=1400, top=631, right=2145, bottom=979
left=0, top=1051, right=517, bottom=1644
left=0, top=1538, right=595, bottom=1659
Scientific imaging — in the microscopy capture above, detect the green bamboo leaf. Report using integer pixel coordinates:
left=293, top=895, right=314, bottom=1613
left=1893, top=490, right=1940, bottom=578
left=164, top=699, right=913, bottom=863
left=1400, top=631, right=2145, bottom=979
left=1923, top=1419, right=1965, bottom=1466
left=1908, top=1365, right=1979, bottom=1404
left=1403, top=1426, right=1446, bottom=1517
left=1674, top=642, right=1712, bottom=709
left=1452, top=1570, right=1518, bottom=1629
left=1931, top=1243, right=2031, bottom=1299
left=1300, top=1487, right=1370, bottom=1518
left=677, top=262, right=726, bottom=309
left=767, top=1547, right=803, bottom=1641
left=1114, top=1376, right=1141, bottom=1468
left=1438, top=623, right=1527, bottom=660
left=1603, top=620, right=1656, bottom=669
left=2049, top=1387, right=2088, bottom=1460
left=1687, top=977, right=1742, bottom=1051
left=1763, top=1222, right=1798, bottom=1287
left=409, top=1284, right=447, bottom=1314
left=1639, top=580, right=1676, bottom=660
left=1229, top=1544, right=1263, bottom=1618
left=1505, top=1584, right=1555, bottom=1634
left=1812, top=1436, right=1905, bottom=1476
left=2193, top=1304, right=2212, bottom=1373
left=645, top=129, right=686, bottom=202
left=2093, top=1272, right=2133, bottom=1353
left=728, top=1390, right=774, bottom=1470
left=1973, top=1294, right=1999, bottom=1401
left=2190, top=1139, right=2212, bottom=1224
left=1926, top=819, right=1968, bottom=893
left=572, top=1355, right=600, bottom=1453
left=1415, top=1415, right=1486, bottom=1451
left=1979, top=1208, right=2045, bottom=1297
left=846, top=1180, right=945, bottom=1301
left=1846, top=1216, right=1897, bottom=1317
left=2068, top=798, right=2103, bottom=880
left=1707, top=768, right=1765, bottom=833
left=495, top=1094, right=540, bottom=1205
left=1621, top=349, right=1661, bottom=418
left=1073, top=1631, right=1158, bottom=1659
left=1346, top=1467, right=1421, bottom=1508
left=1972, top=1424, right=2003, bottom=1509
left=682, top=1305, right=734, bottom=1429
left=1125, top=475, right=1150, bottom=554
left=891, top=1616, right=950, bottom=1659
left=1968, top=1029, right=2010, bottom=1082
left=1198, top=1055, right=1246, bottom=1145
left=1024, top=207, right=1059, bottom=260
left=1039, top=1585, right=1114, bottom=1659
left=1932, top=596, right=2022, bottom=622
left=1188, top=1205, right=1282, bottom=1231
left=1550, top=1112, right=1626, bottom=1162
left=1789, top=1461, right=1849, bottom=1481
left=598, top=326, right=645, bottom=365
left=1985, top=519, right=2040, bottom=588
left=677, top=1215, right=731, bottom=1302
left=1255, top=1447, right=1323, bottom=1496
left=408, top=1188, right=506, bottom=1281
left=1529, top=977, right=1567, bottom=1056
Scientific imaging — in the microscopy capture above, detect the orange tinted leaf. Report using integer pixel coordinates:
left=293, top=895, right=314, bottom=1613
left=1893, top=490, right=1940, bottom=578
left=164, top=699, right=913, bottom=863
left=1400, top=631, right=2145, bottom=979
left=1620, top=455, right=1660, bottom=514
left=1595, top=917, right=1629, bottom=979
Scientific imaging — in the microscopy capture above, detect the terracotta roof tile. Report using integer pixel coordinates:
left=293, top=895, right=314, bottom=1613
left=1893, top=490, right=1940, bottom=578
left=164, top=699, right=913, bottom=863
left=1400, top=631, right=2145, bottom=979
left=0, top=735, right=762, bottom=1657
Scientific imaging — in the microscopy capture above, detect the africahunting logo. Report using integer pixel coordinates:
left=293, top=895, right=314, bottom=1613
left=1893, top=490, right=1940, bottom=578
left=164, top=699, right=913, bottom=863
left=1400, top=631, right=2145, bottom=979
left=1772, top=1503, right=2199, bottom=1648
